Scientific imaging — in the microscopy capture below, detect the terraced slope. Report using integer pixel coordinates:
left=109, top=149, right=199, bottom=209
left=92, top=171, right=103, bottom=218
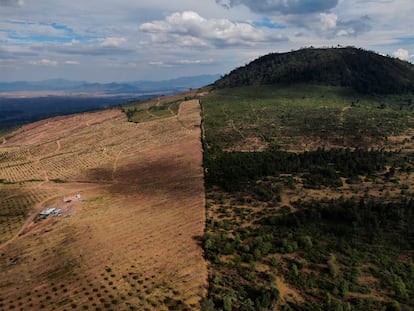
left=0, top=100, right=206, bottom=310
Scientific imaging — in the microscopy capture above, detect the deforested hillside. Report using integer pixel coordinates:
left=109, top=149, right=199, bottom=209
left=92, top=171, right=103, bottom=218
left=214, top=47, right=414, bottom=94
left=0, top=98, right=207, bottom=310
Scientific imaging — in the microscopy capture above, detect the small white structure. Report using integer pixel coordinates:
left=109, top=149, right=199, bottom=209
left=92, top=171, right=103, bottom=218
left=39, top=207, right=62, bottom=218
left=40, top=208, right=56, bottom=217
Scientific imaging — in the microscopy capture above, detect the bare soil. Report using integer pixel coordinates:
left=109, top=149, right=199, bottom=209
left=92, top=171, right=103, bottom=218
left=0, top=100, right=207, bottom=310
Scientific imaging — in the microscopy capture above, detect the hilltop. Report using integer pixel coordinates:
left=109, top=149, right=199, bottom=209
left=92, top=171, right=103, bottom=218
left=214, top=47, right=414, bottom=94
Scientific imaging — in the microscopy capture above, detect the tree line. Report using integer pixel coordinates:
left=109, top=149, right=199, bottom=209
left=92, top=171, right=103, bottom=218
left=205, top=147, right=392, bottom=191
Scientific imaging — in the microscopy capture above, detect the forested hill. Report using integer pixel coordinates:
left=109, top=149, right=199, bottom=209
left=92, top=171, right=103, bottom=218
left=214, top=47, right=414, bottom=94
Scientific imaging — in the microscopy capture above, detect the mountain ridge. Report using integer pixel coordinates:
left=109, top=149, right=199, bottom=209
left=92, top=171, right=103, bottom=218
left=0, top=74, right=220, bottom=95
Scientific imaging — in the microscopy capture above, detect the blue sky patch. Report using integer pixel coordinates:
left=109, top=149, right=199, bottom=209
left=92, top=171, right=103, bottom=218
left=9, top=34, right=72, bottom=43
left=254, top=18, right=286, bottom=29
left=395, top=37, right=414, bottom=45
left=6, top=20, right=93, bottom=44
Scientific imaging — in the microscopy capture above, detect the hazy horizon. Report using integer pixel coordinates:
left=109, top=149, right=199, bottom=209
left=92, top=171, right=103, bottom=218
left=0, top=74, right=221, bottom=84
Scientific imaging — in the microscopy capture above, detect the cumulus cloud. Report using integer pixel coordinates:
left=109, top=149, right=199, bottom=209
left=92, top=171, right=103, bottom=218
left=393, top=48, right=409, bottom=61
left=100, top=37, right=126, bottom=47
left=173, top=58, right=214, bottom=65
left=216, top=0, right=338, bottom=15
left=287, top=13, right=371, bottom=38
left=1, top=0, right=412, bottom=82
left=29, top=59, right=58, bottom=66
left=139, top=11, right=287, bottom=48
left=0, top=0, right=23, bottom=7
left=336, top=15, right=372, bottom=37
left=320, top=13, right=337, bottom=31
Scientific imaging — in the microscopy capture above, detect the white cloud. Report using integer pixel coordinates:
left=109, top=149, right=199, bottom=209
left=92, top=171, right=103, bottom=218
left=174, top=58, right=214, bottom=65
left=393, top=48, right=409, bottom=61
left=64, top=39, right=80, bottom=46
left=320, top=13, right=337, bottom=31
left=336, top=29, right=348, bottom=37
left=29, top=59, right=58, bottom=66
left=49, top=41, right=134, bottom=56
left=284, top=12, right=371, bottom=38
left=150, top=58, right=214, bottom=67
left=177, top=36, right=208, bottom=48
left=336, top=15, right=371, bottom=37
left=0, top=0, right=413, bottom=82
left=149, top=61, right=164, bottom=66
left=149, top=61, right=173, bottom=67
left=100, top=37, right=127, bottom=47
left=64, top=60, right=79, bottom=65
left=139, top=11, right=287, bottom=48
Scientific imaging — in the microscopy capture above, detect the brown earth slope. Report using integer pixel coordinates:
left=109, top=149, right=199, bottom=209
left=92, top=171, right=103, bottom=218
left=0, top=100, right=207, bottom=310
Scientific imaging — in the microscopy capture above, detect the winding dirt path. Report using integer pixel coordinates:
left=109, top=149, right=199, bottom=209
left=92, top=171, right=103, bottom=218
left=55, top=139, right=61, bottom=153
left=0, top=194, right=61, bottom=250
left=111, top=149, right=123, bottom=180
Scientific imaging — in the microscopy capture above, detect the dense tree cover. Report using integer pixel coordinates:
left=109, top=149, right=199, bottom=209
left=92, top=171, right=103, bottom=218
left=203, top=140, right=414, bottom=310
left=204, top=193, right=414, bottom=311
left=261, top=198, right=414, bottom=250
left=205, top=147, right=392, bottom=191
left=214, top=47, right=414, bottom=94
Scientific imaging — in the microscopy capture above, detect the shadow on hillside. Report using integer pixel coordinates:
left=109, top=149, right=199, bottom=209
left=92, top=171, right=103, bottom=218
left=85, top=155, right=203, bottom=202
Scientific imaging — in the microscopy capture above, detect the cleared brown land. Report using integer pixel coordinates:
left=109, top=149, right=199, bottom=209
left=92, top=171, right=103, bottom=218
left=0, top=100, right=207, bottom=310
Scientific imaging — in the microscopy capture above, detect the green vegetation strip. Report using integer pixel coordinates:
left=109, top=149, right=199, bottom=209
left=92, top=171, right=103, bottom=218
left=123, top=98, right=184, bottom=123
left=205, top=148, right=391, bottom=191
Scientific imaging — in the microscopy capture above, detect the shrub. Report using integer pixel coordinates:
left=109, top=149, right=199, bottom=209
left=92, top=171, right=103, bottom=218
left=328, top=254, right=339, bottom=278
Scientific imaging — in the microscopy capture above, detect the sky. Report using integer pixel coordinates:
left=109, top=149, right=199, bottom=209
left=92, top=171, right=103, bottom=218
left=0, top=0, right=413, bottom=82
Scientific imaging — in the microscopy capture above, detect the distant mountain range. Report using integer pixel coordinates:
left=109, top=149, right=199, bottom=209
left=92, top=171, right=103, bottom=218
left=0, top=74, right=221, bottom=130
left=0, top=74, right=221, bottom=96
left=214, top=47, right=414, bottom=94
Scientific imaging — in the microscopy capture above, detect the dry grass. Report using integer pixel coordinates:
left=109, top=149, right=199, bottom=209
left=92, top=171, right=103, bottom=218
left=275, top=276, right=304, bottom=304
left=0, top=100, right=207, bottom=310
